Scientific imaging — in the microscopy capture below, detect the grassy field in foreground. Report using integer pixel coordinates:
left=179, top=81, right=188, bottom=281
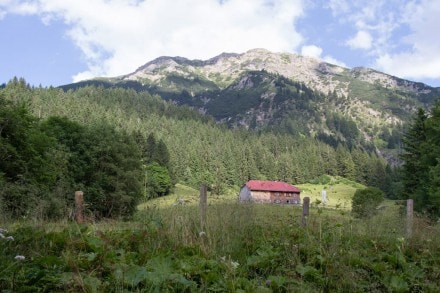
left=1, top=180, right=439, bottom=292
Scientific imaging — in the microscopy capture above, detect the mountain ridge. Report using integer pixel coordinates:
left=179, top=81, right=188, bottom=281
left=123, top=48, right=437, bottom=95
left=61, top=48, right=440, bottom=157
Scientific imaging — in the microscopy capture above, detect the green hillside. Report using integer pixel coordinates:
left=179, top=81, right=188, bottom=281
left=61, top=50, right=440, bottom=156
left=1, top=78, right=392, bottom=221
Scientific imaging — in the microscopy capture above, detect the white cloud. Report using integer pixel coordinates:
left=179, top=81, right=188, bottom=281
left=2, top=0, right=438, bottom=85
left=0, top=0, right=304, bottom=81
left=327, top=0, right=350, bottom=16
left=346, top=30, right=372, bottom=50
left=327, top=0, right=440, bottom=83
left=339, top=1, right=400, bottom=55
left=375, top=0, right=440, bottom=80
left=376, top=53, right=440, bottom=80
left=301, top=44, right=347, bottom=67
left=301, top=45, right=322, bottom=58
left=322, top=56, right=347, bottom=68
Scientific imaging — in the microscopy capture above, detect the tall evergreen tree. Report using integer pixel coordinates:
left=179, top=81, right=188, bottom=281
left=145, top=133, right=157, bottom=164
left=154, top=139, right=170, bottom=168
left=424, top=104, right=440, bottom=216
left=400, top=109, right=428, bottom=205
left=336, top=144, right=356, bottom=180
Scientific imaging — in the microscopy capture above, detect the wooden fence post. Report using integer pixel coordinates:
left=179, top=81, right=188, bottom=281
left=199, top=185, right=207, bottom=231
left=75, top=191, right=84, bottom=224
left=406, top=199, right=413, bottom=239
left=302, top=197, right=310, bottom=227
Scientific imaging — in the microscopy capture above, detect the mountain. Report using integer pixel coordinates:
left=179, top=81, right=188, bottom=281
left=61, top=48, right=440, bottom=153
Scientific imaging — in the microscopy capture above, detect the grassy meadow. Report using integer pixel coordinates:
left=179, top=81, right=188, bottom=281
left=1, top=180, right=439, bottom=292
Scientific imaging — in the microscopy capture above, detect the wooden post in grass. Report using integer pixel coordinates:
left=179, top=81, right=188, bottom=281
left=302, top=197, right=310, bottom=227
left=199, top=185, right=207, bottom=230
left=75, top=191, right=84, bottom=224
left=406, top=199, right=413, bottom=239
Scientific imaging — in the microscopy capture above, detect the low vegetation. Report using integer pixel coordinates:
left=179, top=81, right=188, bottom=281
left=352, top=187, right=384, bottom=218
left=1, top=186, right=439, bottom=291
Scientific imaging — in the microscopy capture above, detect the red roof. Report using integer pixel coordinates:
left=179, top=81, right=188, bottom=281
left=245, top=180, right=300, bottom=193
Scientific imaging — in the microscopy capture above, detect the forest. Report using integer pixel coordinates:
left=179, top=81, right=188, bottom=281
left=0, top=77, right=439, bottom=220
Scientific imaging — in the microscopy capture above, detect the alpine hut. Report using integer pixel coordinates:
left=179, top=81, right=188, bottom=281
left=239, top=180, right=301, bottom=204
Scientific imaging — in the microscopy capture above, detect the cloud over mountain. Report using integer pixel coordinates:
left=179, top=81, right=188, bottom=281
left=1, top=0, right=304, bottom=81
left=1, top=0, right=439, bottom=86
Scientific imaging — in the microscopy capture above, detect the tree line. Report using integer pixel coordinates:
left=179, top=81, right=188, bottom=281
left=1, top=78, right=396, bottom=220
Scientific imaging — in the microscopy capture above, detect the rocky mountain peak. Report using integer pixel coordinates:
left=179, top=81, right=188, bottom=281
left=122, top=48, right=436, bottom=98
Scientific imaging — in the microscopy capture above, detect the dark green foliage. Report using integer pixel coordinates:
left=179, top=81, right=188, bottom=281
left=352, top=187, right=384, bottom=218
left=400, top=105, right=440, bottom=218
left=326, top=112, right=360, bottom=149
left=336, top=144, right=356, bottom=180
left=0, top=97, right=48, bottom=182
left=40, top=116, right=89, bottom=185
left=44, top=117, right=141, bottom=217
left=0, top=94, right=65, bottom=219
left=206, top=71, right=271, bottom=119
left=144, top=133, right=170, bottom=168
left=145, top=162, right=172, bottom=198
left=83, top=124, right=143, bottom=218
left=145, top=132, right=157, bottom=164
left=0, top=85, right=144, bottom=219
left=1, top=80, right=399, bottom=216
left=400, top=109, right=428, bottom=203
left=381, top=126, right=403, bottom=149
left=142, top=133, right=173, bottom=198
left=428, top=161, right=440, bottom=216
left=424, top=105, right=440, bottom=217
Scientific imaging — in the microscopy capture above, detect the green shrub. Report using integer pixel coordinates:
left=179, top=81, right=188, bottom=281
left=351, top=187, right=384, bottom=218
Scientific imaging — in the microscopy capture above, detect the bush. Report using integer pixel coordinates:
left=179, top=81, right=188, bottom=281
left=351, top=187, right=384, bottom=218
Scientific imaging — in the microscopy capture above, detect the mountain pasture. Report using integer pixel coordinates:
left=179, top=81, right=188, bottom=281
left=2, top=182, right=439, bottom=291
left=0, top=183, right=440, bottom=292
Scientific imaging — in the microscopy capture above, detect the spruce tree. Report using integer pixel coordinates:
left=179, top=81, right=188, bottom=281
left=425, top=104, right=440, bottom=216
left=400, top=109, right=428, bottom=206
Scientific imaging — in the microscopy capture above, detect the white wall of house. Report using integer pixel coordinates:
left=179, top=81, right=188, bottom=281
left=239, top=187, right=271, bottom=203
left=239, top=186, right=252, bottom=202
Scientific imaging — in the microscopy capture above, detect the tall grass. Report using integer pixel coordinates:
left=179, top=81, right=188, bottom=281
left=1, top=197, right=439, bottom=291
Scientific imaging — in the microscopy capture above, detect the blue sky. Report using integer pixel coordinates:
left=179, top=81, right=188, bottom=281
left=1, top=0, right=439, bottom=87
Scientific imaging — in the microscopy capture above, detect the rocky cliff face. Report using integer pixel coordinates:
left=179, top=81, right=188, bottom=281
left=124, top=48, right=436, bottom=97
